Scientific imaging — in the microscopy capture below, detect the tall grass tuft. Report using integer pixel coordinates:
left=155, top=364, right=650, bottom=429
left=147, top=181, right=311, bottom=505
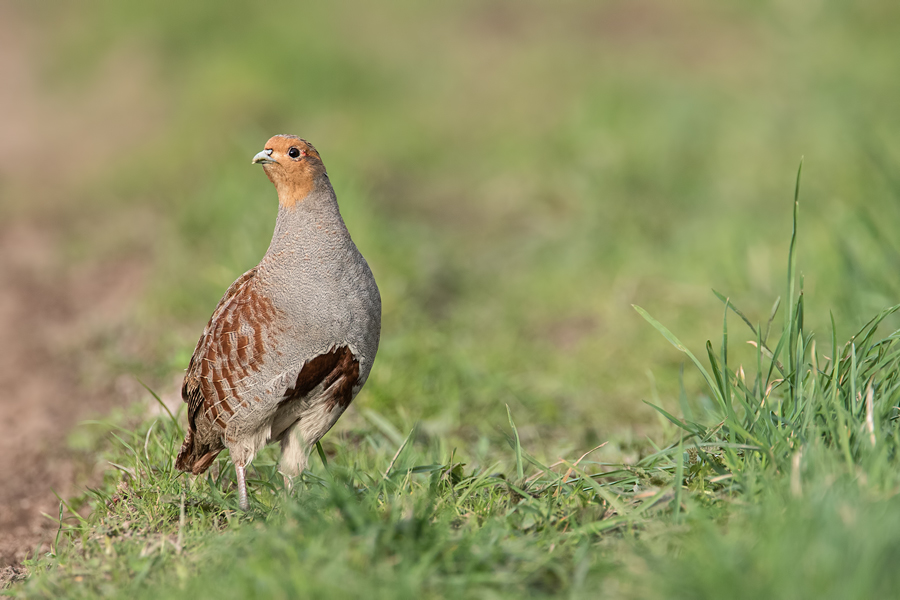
left=635, top=163, right=900, bottom=501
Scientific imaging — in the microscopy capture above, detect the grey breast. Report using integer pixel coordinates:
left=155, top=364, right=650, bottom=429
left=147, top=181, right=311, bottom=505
left=233, top=189, right=381, bottom=432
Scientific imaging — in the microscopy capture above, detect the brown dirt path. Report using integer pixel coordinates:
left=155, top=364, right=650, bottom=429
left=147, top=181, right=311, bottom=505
left=0, top=4, right=161, bottom=569
left=0, top=225, right=146, bottom=567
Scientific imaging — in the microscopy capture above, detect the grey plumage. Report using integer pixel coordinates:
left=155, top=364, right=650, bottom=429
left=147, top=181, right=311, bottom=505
left=175, top=135, right=381, bottom=509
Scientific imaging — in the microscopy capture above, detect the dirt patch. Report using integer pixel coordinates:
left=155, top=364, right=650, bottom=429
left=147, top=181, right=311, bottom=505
left=0, top=224, right=147, bottom=566
left=0, top=4, right=159, bottom=568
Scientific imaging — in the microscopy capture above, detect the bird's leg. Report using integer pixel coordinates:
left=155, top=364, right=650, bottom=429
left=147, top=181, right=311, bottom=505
left=235, top=463, right=249, bottom=511
left=278, top=423, right=309, bottom=498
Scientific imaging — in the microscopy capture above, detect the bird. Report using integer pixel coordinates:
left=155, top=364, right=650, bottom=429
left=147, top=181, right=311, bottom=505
left=174, top=135, right=381, bottom=510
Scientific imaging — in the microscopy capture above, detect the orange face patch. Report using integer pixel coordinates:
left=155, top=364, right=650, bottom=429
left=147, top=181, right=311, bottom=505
left=258, top=135, right=326, bottom=208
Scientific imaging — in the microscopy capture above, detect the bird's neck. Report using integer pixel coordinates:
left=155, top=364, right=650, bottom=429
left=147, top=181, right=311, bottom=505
left=264, top=184, right=351, bottom=260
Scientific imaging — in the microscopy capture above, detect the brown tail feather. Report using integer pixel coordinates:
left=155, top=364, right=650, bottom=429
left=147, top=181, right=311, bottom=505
left=175, top=429, right=223, bottom=475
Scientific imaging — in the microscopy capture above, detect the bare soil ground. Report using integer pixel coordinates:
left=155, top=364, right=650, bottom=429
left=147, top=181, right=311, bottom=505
left=0, top=225, right=147, bottom=567
left=0, top=4, right=159, bottom=569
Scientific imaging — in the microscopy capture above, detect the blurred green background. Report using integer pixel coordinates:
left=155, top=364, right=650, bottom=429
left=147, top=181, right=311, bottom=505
left=7, top=0, right=900, bottom=454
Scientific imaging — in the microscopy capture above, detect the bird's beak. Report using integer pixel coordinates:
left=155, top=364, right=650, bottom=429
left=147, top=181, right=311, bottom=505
left=252, top=149, right=276, bottom=165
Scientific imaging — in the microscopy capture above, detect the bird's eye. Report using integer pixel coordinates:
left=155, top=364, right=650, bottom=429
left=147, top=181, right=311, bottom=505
left=288, top=147, right=301, bottom=159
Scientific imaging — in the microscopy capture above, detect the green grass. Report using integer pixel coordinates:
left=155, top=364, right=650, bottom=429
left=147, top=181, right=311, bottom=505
left=11, top=193, right=900, bottom=598
left=25, top=0, right=900, bottom=425
left=7, top=1, right=900, bottom=597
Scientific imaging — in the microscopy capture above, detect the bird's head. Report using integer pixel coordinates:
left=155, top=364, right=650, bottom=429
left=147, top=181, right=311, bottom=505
left=252, top=135, right=327, bottom=208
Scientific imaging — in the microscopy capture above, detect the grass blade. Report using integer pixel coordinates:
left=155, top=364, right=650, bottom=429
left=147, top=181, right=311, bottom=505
left=506, top=405, right=524, bottom=482
left=633, top=305, right=726, bottom=411
left=315, top=441, right=328, bottom=469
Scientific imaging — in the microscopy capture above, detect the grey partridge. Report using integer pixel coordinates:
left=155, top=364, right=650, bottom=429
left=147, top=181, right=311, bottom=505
left=175, top=135, right=381, bottom=510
